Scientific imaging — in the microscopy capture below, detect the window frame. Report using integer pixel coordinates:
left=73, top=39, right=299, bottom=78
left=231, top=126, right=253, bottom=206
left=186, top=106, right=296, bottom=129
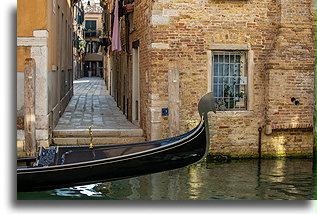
left=207, top=44, right=254, bottom=112
left=85, top=20, right=97, bottom=37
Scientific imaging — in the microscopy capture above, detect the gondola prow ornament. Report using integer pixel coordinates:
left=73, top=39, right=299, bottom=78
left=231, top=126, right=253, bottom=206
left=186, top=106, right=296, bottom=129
left=198, top=92, right=216, bottom=117
left=198, top=92, right=216, bottom=157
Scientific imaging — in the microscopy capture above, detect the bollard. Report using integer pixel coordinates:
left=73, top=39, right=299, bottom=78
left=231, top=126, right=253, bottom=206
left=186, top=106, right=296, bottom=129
left=24, top=58, right=37, bottom=157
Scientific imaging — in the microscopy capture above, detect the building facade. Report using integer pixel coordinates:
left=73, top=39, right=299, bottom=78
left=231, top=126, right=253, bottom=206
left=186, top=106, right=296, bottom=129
left=101, top=0, right=315, bottom=158
left=17, top=0, right=75, bottom=156
left=83, top=0, right=104, bottom=78
left=73, top=0, right=85, bottom=80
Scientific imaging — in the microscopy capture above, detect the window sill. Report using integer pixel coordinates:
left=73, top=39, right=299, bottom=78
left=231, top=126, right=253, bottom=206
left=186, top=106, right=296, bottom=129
left=212, top=110, right=254, bottom=117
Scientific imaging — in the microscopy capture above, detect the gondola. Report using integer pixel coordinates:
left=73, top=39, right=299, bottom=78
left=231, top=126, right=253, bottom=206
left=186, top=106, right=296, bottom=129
left=17, top=92, right=216, bottom=192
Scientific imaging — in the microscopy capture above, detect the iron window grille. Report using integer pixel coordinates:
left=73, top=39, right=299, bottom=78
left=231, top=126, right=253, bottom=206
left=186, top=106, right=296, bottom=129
left=212, top=51, right=247, bottom=111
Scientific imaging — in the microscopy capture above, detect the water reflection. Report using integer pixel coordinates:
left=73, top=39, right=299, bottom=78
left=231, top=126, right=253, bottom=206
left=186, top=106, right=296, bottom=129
left=17, top=158, right=315, bottom=200
left=127, top=178, right=140, bottom=200
left=55, top=184, right=103, bottom=198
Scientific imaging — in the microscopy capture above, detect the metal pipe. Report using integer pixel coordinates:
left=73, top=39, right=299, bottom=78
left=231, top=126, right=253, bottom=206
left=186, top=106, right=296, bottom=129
left=258, top=127, right=263, bottom=159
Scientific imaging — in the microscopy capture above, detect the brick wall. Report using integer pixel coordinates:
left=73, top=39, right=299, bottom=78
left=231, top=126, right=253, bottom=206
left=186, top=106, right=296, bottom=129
left=108, top=0, right=315, bottom=157
left=265, top=0, right=315, bottom=130
left=146, top=0, right=315, bottom=157
left=130, top=0, right=154, bottom=138
left=105, top=0, right=154, bottom=138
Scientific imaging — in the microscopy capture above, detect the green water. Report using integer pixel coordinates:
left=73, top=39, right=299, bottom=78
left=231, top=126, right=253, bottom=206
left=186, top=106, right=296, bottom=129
left=17, top=158, right=315, bottom=200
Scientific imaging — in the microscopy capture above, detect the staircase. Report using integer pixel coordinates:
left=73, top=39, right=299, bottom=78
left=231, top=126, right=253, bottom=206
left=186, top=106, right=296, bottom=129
left=52, top=128, right=145, bottom=146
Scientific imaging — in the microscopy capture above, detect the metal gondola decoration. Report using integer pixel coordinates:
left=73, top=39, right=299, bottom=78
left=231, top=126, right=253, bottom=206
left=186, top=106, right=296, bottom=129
left=17, top=92, right=216, bottom=192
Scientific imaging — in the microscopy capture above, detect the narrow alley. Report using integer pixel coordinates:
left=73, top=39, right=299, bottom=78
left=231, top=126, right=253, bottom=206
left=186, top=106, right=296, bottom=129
left=52, top=77, right=144, bottom=146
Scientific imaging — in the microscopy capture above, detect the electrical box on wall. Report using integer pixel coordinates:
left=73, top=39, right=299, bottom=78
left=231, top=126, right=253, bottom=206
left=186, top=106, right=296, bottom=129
left=162, top=108, right=168, bottom=116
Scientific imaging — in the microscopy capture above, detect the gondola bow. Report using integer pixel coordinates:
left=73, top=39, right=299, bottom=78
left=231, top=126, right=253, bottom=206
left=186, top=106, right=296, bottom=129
left=17, top=93, right=215, bottom=192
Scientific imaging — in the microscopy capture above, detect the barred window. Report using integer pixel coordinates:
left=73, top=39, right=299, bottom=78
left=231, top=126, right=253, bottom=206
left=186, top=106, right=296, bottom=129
left=212, top=51, right=247, bottom=111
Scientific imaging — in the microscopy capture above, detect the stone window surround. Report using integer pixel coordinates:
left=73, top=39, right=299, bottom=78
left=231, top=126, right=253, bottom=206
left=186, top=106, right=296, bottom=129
left=207, top=44, right=254, bottom=114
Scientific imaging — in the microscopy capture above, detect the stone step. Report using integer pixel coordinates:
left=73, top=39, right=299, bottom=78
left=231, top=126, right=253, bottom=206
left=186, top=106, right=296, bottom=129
left=52, top=136, right=146, bottom=146
left=52, top=128, right=144, bottom=138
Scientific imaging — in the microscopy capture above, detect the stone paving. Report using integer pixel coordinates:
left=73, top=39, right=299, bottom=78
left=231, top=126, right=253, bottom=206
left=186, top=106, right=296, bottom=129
left=54, top=77, right=143, bottom=134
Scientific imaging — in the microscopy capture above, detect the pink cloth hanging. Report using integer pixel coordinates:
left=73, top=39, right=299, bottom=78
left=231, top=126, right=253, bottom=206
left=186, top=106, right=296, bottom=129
left=112, top=0, right=121, bottom=52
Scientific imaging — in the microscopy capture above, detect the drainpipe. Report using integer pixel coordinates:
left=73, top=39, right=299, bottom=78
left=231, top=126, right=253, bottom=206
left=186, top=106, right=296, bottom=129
left=258, top=127, right=263, bottom=159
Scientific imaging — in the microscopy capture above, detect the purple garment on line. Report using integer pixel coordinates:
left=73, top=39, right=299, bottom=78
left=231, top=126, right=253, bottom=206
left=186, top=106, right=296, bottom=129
left=112, top=0, right=121, bottom=52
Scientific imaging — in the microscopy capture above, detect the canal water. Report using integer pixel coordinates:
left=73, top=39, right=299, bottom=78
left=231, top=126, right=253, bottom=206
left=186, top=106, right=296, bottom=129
left=17, top=158, right=315, bottom=200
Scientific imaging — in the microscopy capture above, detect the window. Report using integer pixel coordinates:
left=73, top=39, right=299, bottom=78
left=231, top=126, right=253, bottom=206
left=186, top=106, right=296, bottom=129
left=85, top=41, right=100, bottom=53
left=212, top=51, right=247, bottom=111
left=85, top=20, right=97, bottom=37
left=91, top=41, right=99, bottom=53
left=86, top=41, right=91, bottom=53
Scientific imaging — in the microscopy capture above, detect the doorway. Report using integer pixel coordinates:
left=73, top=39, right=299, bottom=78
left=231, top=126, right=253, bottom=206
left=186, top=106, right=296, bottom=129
left=132, top=41, right=140, bottom=125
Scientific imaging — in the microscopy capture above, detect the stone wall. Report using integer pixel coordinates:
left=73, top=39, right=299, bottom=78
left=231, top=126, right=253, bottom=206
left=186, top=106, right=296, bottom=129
left=17, top=0, right=74, bottom=156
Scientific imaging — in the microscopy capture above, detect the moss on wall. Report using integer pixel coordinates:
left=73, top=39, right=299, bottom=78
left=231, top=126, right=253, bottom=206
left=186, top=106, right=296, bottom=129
left=207, top=151, right=313, bottom=160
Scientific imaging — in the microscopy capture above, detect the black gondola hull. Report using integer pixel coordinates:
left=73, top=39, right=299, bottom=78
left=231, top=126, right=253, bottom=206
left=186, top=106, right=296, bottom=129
left=17, top=121, right=207, bottom=192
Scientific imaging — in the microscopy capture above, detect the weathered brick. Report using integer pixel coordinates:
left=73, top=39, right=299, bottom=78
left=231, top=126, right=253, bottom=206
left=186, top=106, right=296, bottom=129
left=103, top=0, right=315, bottom=157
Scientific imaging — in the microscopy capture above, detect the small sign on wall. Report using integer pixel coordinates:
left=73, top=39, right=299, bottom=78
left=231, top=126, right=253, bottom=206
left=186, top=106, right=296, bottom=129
left=240, top=76, right=247, bottom=85
left=162, top=108, right=168, bottom=116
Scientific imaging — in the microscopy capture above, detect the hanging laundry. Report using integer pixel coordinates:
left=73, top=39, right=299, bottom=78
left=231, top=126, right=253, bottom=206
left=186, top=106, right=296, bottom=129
left=112, top=0, right=121, bottom=52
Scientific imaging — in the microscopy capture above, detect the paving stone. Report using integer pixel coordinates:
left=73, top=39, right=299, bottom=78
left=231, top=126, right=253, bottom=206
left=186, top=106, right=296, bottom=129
left=53, top=77, right=143, bottom=145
